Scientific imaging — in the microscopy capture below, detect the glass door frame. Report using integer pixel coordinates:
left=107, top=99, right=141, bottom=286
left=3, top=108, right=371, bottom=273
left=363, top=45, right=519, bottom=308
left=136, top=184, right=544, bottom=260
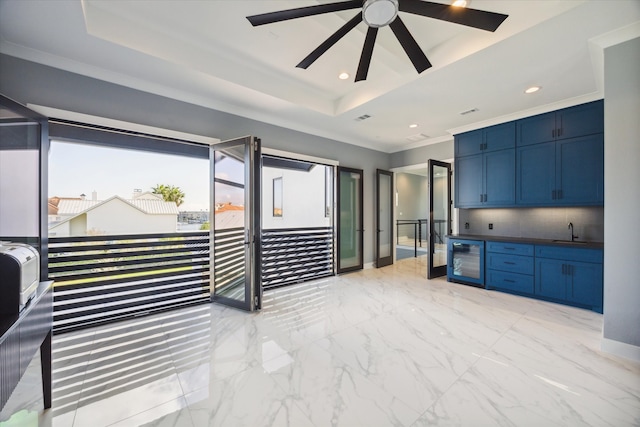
left=428, top=159, right=452, bottom=279
left=376, top=169, right=394, bottom=268
left=337, top=166, right=363, bottom=274
left=210, top=136, right=262, bottom=311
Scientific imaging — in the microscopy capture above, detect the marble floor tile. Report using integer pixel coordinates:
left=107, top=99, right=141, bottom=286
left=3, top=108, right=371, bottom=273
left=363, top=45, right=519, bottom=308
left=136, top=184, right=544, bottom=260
left=2, top=257, right=639, bottom=427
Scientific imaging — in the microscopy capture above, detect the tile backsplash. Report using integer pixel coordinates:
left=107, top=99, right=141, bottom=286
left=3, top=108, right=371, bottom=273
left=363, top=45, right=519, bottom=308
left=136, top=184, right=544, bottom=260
left=458, top=207, right=604, bottom=242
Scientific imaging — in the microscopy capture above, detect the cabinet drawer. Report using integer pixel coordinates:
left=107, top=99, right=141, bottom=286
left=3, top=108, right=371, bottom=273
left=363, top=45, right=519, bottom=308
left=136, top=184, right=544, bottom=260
left=486, top=270, right=534, bottom=294
left=487, top=253, right=534, bottom=275
left=535, top=245, right=603, bottom=263
left=486, top=241, right=533, bottom=256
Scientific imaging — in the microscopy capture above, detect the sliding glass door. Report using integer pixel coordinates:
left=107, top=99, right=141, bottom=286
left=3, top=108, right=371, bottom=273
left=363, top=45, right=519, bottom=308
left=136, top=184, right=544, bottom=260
left=211, top=136, right=261, bottom=311
left=337, top=166, right=363, bottom=273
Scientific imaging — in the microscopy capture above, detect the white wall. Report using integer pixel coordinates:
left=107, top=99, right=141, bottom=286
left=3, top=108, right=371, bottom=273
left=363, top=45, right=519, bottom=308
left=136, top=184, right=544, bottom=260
left=602, top=36, right=640, bottom=359
left=0, top=150, right=39, bottom=237
left=262, top=165, right=330, bottom=230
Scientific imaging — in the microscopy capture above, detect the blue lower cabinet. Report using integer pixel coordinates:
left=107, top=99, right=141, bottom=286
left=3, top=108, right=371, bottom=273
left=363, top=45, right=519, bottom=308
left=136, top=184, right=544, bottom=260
left=535, top=258, right=567, bottom=300
left=485, top=242, right=534, bottom=295
left=486, top=270, right=534, bottom=294
left=482, top=241, right=603, bottom=313
left=535, top=245, right=603, bottom=313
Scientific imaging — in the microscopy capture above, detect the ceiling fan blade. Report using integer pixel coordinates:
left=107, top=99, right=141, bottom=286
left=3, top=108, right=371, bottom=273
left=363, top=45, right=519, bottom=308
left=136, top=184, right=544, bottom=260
left=389, top=17, right=432, bottom=73
left=355, top=26, right=378, bottom=82
left=297, top=13, right=362, bottom=69
left=399, top=0, right=508, bottom=32
left=247, top=0, right=361, bottom=26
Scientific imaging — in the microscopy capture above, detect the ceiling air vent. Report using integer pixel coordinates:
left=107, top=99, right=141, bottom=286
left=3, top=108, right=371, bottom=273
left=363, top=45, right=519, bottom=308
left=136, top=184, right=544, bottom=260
left=459, top=108, right=479, bottom=116
left=354, top=114, right=372, bottom=122
left=406, top=133, right=429, bottom=142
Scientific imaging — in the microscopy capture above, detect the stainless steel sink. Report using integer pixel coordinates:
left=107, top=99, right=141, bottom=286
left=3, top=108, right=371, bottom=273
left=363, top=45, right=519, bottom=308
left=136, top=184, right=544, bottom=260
left=552, top=240, right=588, bottom=245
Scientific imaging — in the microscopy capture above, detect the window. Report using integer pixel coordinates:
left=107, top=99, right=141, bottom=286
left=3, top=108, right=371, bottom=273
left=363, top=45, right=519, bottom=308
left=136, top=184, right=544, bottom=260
left=273, top=177, right=283, bottom=217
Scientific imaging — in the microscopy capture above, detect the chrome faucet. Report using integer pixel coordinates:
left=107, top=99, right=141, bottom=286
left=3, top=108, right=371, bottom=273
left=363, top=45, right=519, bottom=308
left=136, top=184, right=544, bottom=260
left=568, top=222, right=579, bottom=242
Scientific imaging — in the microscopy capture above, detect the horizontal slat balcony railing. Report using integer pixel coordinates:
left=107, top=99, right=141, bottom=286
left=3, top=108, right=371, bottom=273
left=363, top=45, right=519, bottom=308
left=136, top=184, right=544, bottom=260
left=261, top=227, right=334, bottom=289
left=48, top=231, right=211, bottom=334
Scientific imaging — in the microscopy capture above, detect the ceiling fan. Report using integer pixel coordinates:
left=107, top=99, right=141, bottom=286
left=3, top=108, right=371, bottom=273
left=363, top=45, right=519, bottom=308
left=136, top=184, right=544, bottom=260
left=247, top=0, right=508, bottom=82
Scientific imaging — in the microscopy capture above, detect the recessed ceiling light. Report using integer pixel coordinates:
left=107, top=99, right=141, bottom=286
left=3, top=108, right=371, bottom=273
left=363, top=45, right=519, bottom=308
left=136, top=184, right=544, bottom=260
left=409, top=123, right=418, bottom=128
left=452, top=0, right=468, bottom=7
left=525, top=86, right=541, bottom=94
left=338, top=72, right=350, bottom=80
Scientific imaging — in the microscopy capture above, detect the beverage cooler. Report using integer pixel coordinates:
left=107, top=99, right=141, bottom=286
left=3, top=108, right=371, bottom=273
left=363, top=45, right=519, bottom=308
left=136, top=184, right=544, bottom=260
left=447, top=238, right=484, bottom=287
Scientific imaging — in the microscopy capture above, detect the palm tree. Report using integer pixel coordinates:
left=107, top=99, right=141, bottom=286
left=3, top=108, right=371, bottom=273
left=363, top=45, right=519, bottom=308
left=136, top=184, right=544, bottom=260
left=151, top=184, right=185, bottom=207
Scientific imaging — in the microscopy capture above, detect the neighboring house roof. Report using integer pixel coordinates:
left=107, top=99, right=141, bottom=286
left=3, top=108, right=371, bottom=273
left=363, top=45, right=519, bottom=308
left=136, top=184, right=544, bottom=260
left=54, top=196, right=179, bottom=216
left=215, top=203, right=244, bottom=213
left=133, top=191, right=164, bottom=201
left=48, top=195, right=179, bottom=230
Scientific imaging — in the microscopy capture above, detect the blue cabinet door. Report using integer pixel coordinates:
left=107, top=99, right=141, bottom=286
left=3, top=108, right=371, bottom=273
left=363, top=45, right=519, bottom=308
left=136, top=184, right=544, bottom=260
left=558, top=101, right=604, bottom=140
left=568, top=261, right=603, bottom=312
left=556, top=134, right=604, bottom=205
left=535, top=258, right=567, bottom=300
left=484, top=149, right=515, bottom=206
left=517, top=111, right=556, bottom=146
left=484, top=122, right=516, bottom=152
left=455, top=154, right=483, bottom=207
left=455, top=129, right=483, bottom=157
left=517, top=141, right=556, bottom=205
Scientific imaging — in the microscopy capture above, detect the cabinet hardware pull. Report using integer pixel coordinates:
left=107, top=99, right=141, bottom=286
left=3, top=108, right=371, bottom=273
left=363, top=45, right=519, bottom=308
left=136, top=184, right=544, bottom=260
left=504, top=279, right=515, bottom=283
left=504, top=247, right=515, bottom=250
left=504, top=261, right=516, bottom=265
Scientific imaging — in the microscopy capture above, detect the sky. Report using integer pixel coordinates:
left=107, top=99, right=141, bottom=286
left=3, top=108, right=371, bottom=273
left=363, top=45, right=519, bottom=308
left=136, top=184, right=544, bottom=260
left=48, top=140, right=237, bottom=211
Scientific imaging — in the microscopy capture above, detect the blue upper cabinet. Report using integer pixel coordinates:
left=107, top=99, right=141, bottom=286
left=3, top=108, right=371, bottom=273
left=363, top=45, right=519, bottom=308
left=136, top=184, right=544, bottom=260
left=455, top=129, right=483, bottom=157
left=455, top=100, right=603, bottom=208
left=517, top=111, right=556, bottom=146
left=517, top=100, right=603, bottom=146
left=454, top=122, right=515, bottom=208
left=556, top=134, right=604, bottom=205
left=516, top=100, right=604, bottom=207
left=484, top=149, right=515, bottom=206
left=456, top=154, right=484, bottom=207
left=558, top=101, right=604, bottom=141
left=517, top=141, right=556, bottom=205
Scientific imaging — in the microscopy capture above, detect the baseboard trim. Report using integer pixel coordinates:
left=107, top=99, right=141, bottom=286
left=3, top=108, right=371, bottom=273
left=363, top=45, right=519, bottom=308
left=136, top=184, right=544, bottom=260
left=601, top=337, right=640, bottom=362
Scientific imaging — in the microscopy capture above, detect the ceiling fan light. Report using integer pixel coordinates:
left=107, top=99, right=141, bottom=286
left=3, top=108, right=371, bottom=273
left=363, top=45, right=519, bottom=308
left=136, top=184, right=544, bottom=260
left=363, top=0, right=399, bottom=28
left=452, top=0, right=468, bottom=7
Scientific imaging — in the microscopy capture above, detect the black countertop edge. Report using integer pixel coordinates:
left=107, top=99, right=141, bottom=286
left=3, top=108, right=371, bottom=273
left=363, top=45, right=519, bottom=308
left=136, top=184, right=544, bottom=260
left=0, top=281, right=53, bottom=340
left=446, top=234, right=604, bottom=249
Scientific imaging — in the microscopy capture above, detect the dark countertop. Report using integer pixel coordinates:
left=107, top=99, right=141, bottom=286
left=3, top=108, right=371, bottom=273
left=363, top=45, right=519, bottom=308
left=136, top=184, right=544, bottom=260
left=0, top=281, right=53, bottom=341
left=446, top=234, right=604, bottom=249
